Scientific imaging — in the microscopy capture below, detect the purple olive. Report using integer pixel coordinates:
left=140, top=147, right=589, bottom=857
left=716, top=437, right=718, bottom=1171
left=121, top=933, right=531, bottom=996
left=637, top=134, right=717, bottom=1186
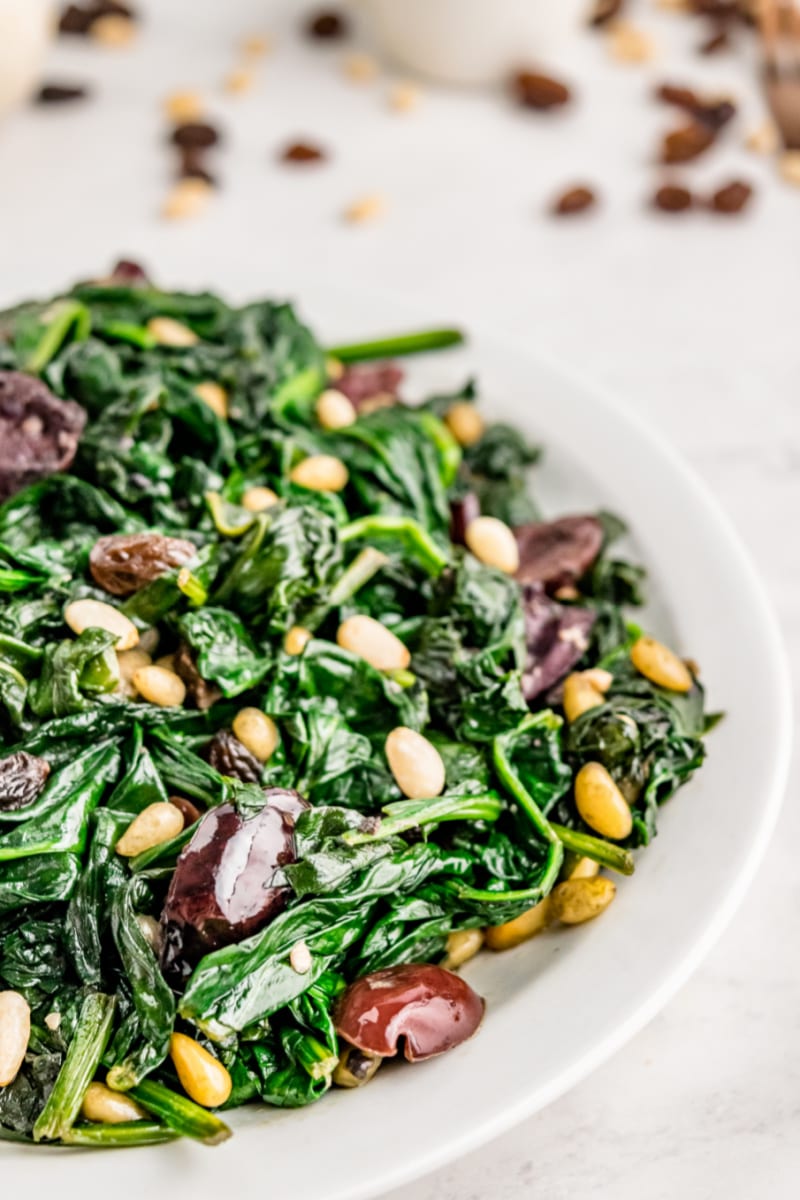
left=334, top=963, right=485, bottom=1062
left=521, top=585, right=596, bottom=701
left=160, top=789, right=308, bottom=980
left=335, top=362, right=404, bottom=409
left=514, top=515, right=604, bottom=593
left=449, top=492, right=480, bottom=546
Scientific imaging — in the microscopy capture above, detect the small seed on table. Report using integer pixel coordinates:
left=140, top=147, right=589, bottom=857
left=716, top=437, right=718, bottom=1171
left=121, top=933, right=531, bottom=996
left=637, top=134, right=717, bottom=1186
left=170, top=1032, right=232, bottom=1108
left=162, top=178, right=213, bottom=220
left=116, top=802, right=185, bottom=857
left=232, top=707, right=279, bottom=763
left=147, top=316, right=199, bottom=346
left=779, top=150, right=800, bottom=187
left=385, top=726, right=446, bottom=799
left=444, top=401, right=484, bottom=447
left=65, top=598, right=139, bottom=650
left=164, top=90, right=204, bottom=123
left=550, top=876, right=616, bottom=924
left=630, top=635, right=692, bottom=692
left=81, top=1082, right=147, bottom=1125
left=465, top=516, right=520, bottom=575
left=575, top=762, right=632, bottom=840
left=389, top=83, right=421, bottom=112
left=290, top=454, right=349, bottom=492
left=0, top=991, right=31, bottom=1086
left=344, top=193, right=386, bottom=224
left=224, top=67, right=255, bottom=95
left=316, top=389, right=357, bottom=430
left=343, top=53, right=379, bottom=83
left=337, top=615, right=410, bottom=671
left=132, top=664, right=187, bottom=708
left=90, top=14, right=137, bottom=47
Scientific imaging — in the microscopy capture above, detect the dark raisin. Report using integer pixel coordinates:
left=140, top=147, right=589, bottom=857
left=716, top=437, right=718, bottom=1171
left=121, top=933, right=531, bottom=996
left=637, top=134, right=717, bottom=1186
left=710, top=179, right=753, bottom=213
left=657, top=83, right=701, bottom=109
left=662, top=121, right=716, bottom=163
left=589, top=0, right=624, bottom=27
left=109, top=258, right=149, bottom=284
left=689, top=0, right=740, bottom=19
left=173, top=642, right=221, bottom=711
left=513, top=71, right=571, bottom=110
left=207, top=730, right=262, bottom=783
left=170, top=121, right=221, bottom=150
left=0, top=753, right=51, bottom=812
left=36, top=83, right=89, bottom=104
left=89, top=532, right=195, bottom=596
left=169, top=795, right=203, bottom=826
left=58, top=1, right=133, bottom=34
left=306, top=10, right=349, bottom=39
left=699, top=27, right=730, bottom=53
left=653, top=183, right=694, bottom=212
left=0, top=372, right=86, bottom=502
left=280, top=141, right=326, bottom=164
left=553, top=186, right=597, bottom=216
left=656, top=83, right=736, bottom=130
left=177, top=148, right=217, bottom=186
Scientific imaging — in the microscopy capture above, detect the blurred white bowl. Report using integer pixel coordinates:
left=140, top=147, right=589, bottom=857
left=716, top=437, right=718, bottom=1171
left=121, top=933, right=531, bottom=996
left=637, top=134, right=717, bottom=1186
left=0, top=0, right=52, bottom=118
left=357, top=0, right=588, bottom=86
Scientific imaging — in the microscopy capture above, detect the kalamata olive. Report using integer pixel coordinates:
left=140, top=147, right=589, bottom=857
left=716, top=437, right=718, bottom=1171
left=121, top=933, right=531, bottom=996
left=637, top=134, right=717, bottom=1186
left=0, top=372, right=86, bottom=501
left=514, top=515, right=604, bottom=593
left=521, top=585, right=596, bottom=701
left=160, top=790, right=309, bottom=980
left=335, top=362, right=403, bottom=410
left=334, top=963, right=485, bottom=1062
left=207, top=729, right=262, bottom=782
left=109, top=259, right=149, bottom=285
left=449, top=492, right=480, bottom=546
left=89, top=532, right=196, bottom=597
left=0, top=752, right=51, bottom=812
left=173, top=642, right=221, bottom=711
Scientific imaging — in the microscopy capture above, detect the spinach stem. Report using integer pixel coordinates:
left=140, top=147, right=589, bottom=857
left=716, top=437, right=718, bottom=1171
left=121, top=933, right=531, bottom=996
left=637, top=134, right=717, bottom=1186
left=33, top=992, right=116, bottom=1143
left=327, top=328, right=465, bottom=363
left=61, top=1121, right=179, bottom=1148
left=130, top=1078, right=232, bottom=1146
left=550, top=823, right=635, bottom=876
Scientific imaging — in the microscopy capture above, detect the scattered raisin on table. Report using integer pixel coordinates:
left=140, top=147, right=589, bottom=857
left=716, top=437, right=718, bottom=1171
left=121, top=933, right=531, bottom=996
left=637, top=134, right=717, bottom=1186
left=653, top=183, right=694, bottom=213
left=699, top=27, right=730, bottom=54
left=281, top=141, right=326, bottom=164
left=170, top=121, right=221, bottom=150
left=36, top=84, right=89, bottom=104
left=512, top=71, right=571, bottom=110
left=0, top=753, right=51, bottom=812
left=589, top=0, right=624, bottom=28
left=662, top=121, right=716, bottom=163
left=305, top=10, right=349, bottom=40
left=207, top=730, right=263, bottom=783
left=89, top=533, right=196, bottom=596
left=553, top=186, right=597, bottom=216
left=710, top=180, right=753, bottom=213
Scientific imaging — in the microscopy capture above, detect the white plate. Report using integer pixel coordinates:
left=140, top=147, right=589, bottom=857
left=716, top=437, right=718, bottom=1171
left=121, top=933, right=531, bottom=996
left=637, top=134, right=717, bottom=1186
left=3, top=278, right=791, bottom=1200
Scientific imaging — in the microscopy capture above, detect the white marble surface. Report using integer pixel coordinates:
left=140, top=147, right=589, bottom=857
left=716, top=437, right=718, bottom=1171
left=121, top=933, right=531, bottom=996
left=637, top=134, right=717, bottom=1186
left=0, top=1, right=797, bottom=1196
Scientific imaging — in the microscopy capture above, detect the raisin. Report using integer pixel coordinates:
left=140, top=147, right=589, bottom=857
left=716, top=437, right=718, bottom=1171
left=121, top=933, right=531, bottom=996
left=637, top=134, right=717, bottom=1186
left=0, top=372, right=87, bottom=502
left=589, top=0, right=624, bottom=26
left=653, top=183, right=694, bottom=212
left=36, top=83, right=89, bottom=104
left=512, top=71, right=571, bottom=110
left=109, top=258, right=149, bottom=284
left=306, top=10, right=349, bottom=39
left=553, top=186, right=597, bottom=216
left=0, top=753, right=51, bottom=812
left=656, top=84, right=736, bottom=130
left=58, top=1, right=134, bottom=35
left=207, top=730, right=262, bottom=783
left=710, top=180, right=753, bottom=213
left=336, top=362, right=404, bottom=409
left=89, top=532, right=195, bottom=596
left=173, top=641, right=221, bottom=711
left=514, top=515, right=604, bottom=593
left=662, top=121, right=716, bottom=163
left=281, top=141, right=326, bottom=164
left=177, top=148, right=217, bottom=186
left=699, top=27, right=730, bottom=54
left=170, top=121, right=221, bottom=150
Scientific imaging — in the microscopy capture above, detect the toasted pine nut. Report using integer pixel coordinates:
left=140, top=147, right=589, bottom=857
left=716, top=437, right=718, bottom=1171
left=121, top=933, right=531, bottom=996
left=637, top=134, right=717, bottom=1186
left=164, top=90, right=204, bottom=123
left=135, top=914, right=163, bottom=955
left=582, top=668, right=613, bottom=693
left=385, top=727, right=446, bottom=799
left=116, top=802, right=185, bottom=858
left=333, top=1046, right=382, bottom=1089
left=630, top=635, right=692, bottom=693
left=326, top=356, right=344, bottom=382
left=162, top=178, right=213, bottom=221
left=147, top=316, right=199, bottom=347
left=290, top=454, right=349, bottom=492
left=0, top=991, right=31, bottom=1086
left=608, top=21, right=656, bottom=63
left=746, top=120, right=779, bottom=155
left=442, top=928, right=484, bottom=970
left=170, top=1032, right=232, bottom=1108
left=224, top=67, right=255, bottom=94
left=241, top=33, right=272, bottom=57
left=90, top=13, right=136, bottom=46
left=65, top=598, right=139, bottom=651
left=780, top=150, right=800, bottom=186
left=232, top=707, right=279, bottom=763
left=343, top=53, right=379, bottom=83
left=485, top=897, right=552, bottom=951
left=116, top=647, right=152, bottom=698
left=465, top=516, right=520, bottom=575
left=289, top=940, right=312, bottom=974
left=44, top=1012, right=61, bottom=1032
left=194, top=381, right=228, bottom=420
left=241, top=485, right=279, bottom=512
left=389, top=82, right=421, bottom=112
left=337, top=615, right=410, bottom=672
left=316, top=388, right=357, bottom=430
left=575, top=762, right=632, bottom=840
left=561, top=854, right=600, bottom=882
left=550, top=876, right=616, bottom=924
left=344, top=194, right=386, bottom=224
left=444, top=401, right=484, bottom=447
left=284, top=625, right=312, bottom=655
left=562, top=674, right=605, bottom=723
left=81, top=1082, right=147, bottom=1124
left=132, top=665, right=187, bottom=708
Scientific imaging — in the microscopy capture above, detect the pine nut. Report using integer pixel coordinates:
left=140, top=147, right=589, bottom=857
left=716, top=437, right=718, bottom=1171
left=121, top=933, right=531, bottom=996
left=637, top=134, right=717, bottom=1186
left=232, top=707, right=279, bottom=763
left=0, top=991, right=31, bottom=1086
left=241, top=33, right=271, bottom=57
left=465, top=516, right=520, bottom=575
left=81, top=1082, right=147, bottom=1124
left=630, top=635, right=692, bottom=693
left=562, top=855, right=600, bottom=881
left=65, top=598, right=139, bottom=651
left=326, top=356, right=344, bottom=382
left=164, top=90, right=204, bottom=123
left=444, top=401, right=485, bottom=447
left=289, top=940, right=312, bottom=974
left=241, top=486, right=278, bottom=512
left=147, top=316, right=199, bottom=347
left=574, top=762, right=633, bottom=840
left=116, top=648, right=152, bottom=698
left=162, top=179, right=212, bottom=221
left=290, top=454, right=349, bottom=492
left=780, top=150, right=800, bottom=187
left=316, top=389, right=357, bottom=430
left=116, top=802, right=185, bottom=857
left=90, top=13, right=136, bottom=47
left=344, top=194, right=386, bottom=224
left=284, top=625, right=312, bottom=655
left=389, top=83, right=421, bottom=112
left=224, top=67, right=255, bottom=94
left=132, top=664, right=186, bottom=708
left=170, top=1032, right=232, bottom=1108
left=582, top=668, right=613, bottom=693
left=337, top=615, right=410, bottom=672
left=194, top=381, right=228, bottom=420
left=562, top=674, right=605, bottom=723
left=44, top=1012, right=61, bottom=1032
left=333, top=1046, right=382, bottom=1089
left=485, top=897, right=552, bottom=951
left=442, top=928, right=484, bottom=970
left=385, top=726, right=446, bottom=799
left=746, top=120, right=779, bottom=155
left=608, top=21, right=656, bottom=63
left=343, top=53, right=379, bottom=83
left=550, top=876, right=616, bottom=924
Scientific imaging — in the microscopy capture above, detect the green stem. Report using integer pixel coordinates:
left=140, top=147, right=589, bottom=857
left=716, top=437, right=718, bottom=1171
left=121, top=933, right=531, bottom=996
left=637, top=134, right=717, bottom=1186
left=295, top=1035, right=338, bottom=1083
left=33, top=993, right=116, bottom=1143
left=101, top=320, right=158, bottom=350
left=327, top=547, right=389, bottom=607
left=452, top=882, right=551, bottom=904
left=551, top=823, right=635, bottom=876
left=61, top=1121, right=179, bottom=1148
left=25, top=300, right=90, bottom=374
left=130, top=1079, right=232, bottom=1146
left=327, top=328, right=465, bottom=363
left=340, top=515, right=448, bottom=576
left=342, top=793, right=502, bottom=846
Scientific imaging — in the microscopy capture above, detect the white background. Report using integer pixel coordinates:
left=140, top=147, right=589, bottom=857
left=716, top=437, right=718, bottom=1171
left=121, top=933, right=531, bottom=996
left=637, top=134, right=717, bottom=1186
left=1, top=1, right=798, bottom=1196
